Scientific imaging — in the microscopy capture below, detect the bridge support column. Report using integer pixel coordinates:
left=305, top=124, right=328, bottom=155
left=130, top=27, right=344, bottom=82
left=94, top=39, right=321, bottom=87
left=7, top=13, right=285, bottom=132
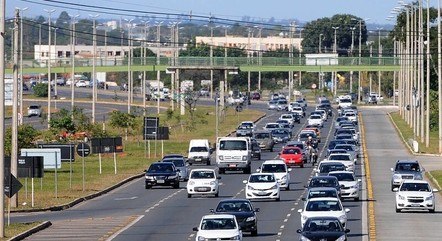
left=210, top=69, right=214, bottom=99
left=350, top=71, right=353, bottom=93
left=258, top=71, right=261, bottom=91
left=248, top=71, right=251, bottom=93
left=171, top=71, right=175, bottom=111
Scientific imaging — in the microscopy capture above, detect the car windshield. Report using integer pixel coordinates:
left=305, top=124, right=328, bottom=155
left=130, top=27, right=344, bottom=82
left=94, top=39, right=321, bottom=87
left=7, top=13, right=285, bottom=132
left=216, top=201, right=252, bottom=212
left=281, top=115, right=292, bottom=119
left=29, top=106, right=40, bottom=109
left=336, top=135, right=353, bottom=140
left=162, top=159, right=184, bottom=167
left=329, top=150, right=347, bottom=155
left=340, top=99, right=352, bottom=103
left=266, top=124, right=279, bottom=129
left=396, top=163, right=421, bottom=172
left=278, top=100, right=287, bottom=105
left=282, top=148, right=301, bottom=155
left=319, top=164, right=346, bottom=173
left=190, top=147, right=208, bottom=152
left=249, top=174, right=275, bottom=183
left=201, top=218, right=237, bottom=230
left=310, top=115, right=321, bottom=120
left=219, top=140, right=247, bottom=151
left=308, top=190, right=338, bottom=199
left=303, top=219, right=343, bottom=232
left=335, top=145, right=354, bottom=151
left=309, top=178, right=338, bottom=188
left=241, top=122, right=253, bottom=128
left=328, top=141, right=345, bottom=149
left=272, top=129, right=289, bottom=136
left=269, top=101, right=277, bottom=105
left=336, top=117, right=349, bottom=122
left=300, top=133, right=317, bottom=139
left=255, top=133, right=270, bottom=139
left=400, top=183, right=431, bottom=192
left=262, top=164, right=286, bottom=173
left=306, top=200, right=342, bottom=211
left=147, top=164, right=174, bottom=173
left=329, top=155, right=351, bottom=161
left=190, top=171, right=215, bottom=179
left=329, top=173, right=355, bottom=181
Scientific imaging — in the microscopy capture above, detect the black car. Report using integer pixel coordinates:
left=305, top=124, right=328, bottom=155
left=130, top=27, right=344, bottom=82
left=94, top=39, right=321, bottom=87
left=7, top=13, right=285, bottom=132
left=144, top=162, right=180, bottom=189
left=297, top=217, right=349, bottom=241
left=307, top=176, right=341, bottom=196
left=292, top=112, right=302, bottom=123
left=212, top=199, right=259, bottom=236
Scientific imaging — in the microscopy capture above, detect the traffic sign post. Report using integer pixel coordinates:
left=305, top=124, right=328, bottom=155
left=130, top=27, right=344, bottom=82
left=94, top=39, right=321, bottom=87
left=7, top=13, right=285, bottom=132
left=76, top=143, right=90, bottom=192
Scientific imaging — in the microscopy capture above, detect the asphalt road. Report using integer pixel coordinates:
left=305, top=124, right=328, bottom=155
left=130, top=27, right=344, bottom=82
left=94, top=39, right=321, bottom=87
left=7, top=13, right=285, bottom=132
left=362, top=107, right=442, bottom=241
left=12, top=104, right=365, bottom=241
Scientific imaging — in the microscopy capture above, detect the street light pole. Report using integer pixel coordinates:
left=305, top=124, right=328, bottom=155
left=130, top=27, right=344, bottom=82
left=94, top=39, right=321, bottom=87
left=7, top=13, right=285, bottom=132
left=156, top=21, right=163, bottom=115
left=332, top=27, right=339, bottom=53
left=124, top=18, right=134, bottom=114
left=0, top=0, right=6, bottom=236
left=438, top=0, right=442, bottom=153
left=425, top=0, right=430, bottom=147
left=44, top=9, right=56, bottom=128
left=377, top=27, right=383, bottom=100
left=17, top=7, right=28, bottom=124
left=319, top=33, right=323, bottom=53
left=90, top=14, right=99, bottom=123
left=69, top=14, right=79, bottom=116
left=350, top=27, right=356, bottom=93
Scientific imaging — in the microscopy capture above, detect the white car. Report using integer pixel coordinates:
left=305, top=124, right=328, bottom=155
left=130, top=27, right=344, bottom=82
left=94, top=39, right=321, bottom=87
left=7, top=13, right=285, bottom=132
left=298, top=197, right=350, bottom=228
left=315, top=109, right=328, bottom=121
left=75, top=80, right=88, bottom=87
left=344, top=112, right=358, bottom=124
left=243, top=173, right=280, bottom=201
left=193, top=214, right=242, bottom=241
left=394, top=180, right=438, bottom=213
left=263, top=123, right=281, bottom=132
left=328, top=171, right=361, bottom=201
left=326, top=153, right=354, bottom=172
left=288, top=102, right=301, bottom=112
left=187, top=169, right=220, bottom=198
left=308, top=114, right=324, bottom=128
left=279, top=114, right=295, bottom=126
left=338, top=98, right=352, bottom=109
left=258, top=160, right=291, bottom=190
left=291, top=106, right=305, bottom=117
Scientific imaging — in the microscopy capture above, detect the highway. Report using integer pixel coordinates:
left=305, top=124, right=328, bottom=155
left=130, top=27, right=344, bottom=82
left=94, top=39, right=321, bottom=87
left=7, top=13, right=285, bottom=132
left=11, top=103, right=365, bottom=241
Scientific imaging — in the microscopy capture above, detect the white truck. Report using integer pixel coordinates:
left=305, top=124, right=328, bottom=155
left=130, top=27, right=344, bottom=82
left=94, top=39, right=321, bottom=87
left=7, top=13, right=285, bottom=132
left=216, top=137, right=252, bottom=174
left=187, top=139, right=211, bottom=165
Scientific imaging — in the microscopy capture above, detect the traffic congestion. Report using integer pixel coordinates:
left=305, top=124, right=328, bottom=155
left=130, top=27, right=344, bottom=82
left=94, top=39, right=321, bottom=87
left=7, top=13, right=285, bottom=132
left=143, top=93, right=365, bottom=241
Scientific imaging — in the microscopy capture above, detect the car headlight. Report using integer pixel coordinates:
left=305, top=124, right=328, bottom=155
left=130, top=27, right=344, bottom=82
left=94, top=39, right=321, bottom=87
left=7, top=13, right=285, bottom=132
left=425, top=195, right=434, bottom=201
left=339, top=215, right=346, bottom=222
left=336, top=235, right=346, bottom=241
left=145, top=176, right=154, bottom=180
left=246, top=216, right=256, bottom=222
left=281, top=175, right=287, bottom=180
left=300, top=236, right=311, bottom=241
left=188, top=181, right=195, bottom=185
left=230, top=235, right=241, bottom=240
left=393, top=174, right=401, bottom=180
left=209, top=181, right=216, bottom=185
left=415, top=174, right=423, bottom=180
left=247, top=185, right=256, bottom=191
left=302, top=215, right=308, bottom=221
left=398, top=195, right=405, bottom=200
left=242, top=156, right=247, bottom=161
left=352, top=183, right=360, bottom=189
left=197, top=236, right=206, bottom=241
left=218, top=155, right=224, bottom=160
left=270, top=184, right=278, bottom=189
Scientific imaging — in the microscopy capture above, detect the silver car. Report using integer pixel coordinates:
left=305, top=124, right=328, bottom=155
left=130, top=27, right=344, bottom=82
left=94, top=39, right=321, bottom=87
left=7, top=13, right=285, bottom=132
left=27, top=105, right=42, bottom=117
left=162, top=158, right=190, bottom=181
left=268, top=100, right=278, bottom=110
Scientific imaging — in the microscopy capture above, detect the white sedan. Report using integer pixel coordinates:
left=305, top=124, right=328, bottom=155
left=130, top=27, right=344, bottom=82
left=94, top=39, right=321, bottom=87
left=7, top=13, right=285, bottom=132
left=187, top=169, right=220, bottom=198
left=394, top=180, right=438, bottom=213
left=298, top=197, right=350, bottom=228
left=243, top=173, right=280, bottom=201
left=258, top=160, right=291, bottom=190
left=328, top=171, right=361, bottom=201
left=193, top=214, right=242, bottom=241
left=307, top=114, right=324, bottom=128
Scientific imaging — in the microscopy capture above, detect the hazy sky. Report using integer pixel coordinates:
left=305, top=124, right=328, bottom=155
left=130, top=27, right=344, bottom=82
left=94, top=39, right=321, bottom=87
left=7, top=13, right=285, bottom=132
left=8, top=0, right=433, bottom=25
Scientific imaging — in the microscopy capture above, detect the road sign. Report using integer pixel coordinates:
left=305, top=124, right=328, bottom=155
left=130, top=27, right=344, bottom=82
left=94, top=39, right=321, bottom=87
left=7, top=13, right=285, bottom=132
left=76, top=143, right=91, bottom=157
left=311, top=84, right=317, bottom=89
left=4, top=173, right=23, bottom=198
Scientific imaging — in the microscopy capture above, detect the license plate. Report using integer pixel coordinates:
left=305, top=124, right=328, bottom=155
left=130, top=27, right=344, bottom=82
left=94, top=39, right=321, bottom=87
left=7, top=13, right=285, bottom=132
left=259, top=191, right=267, bottom=195
left=229, top=164, right=237, bottom=167
left=410, top=204, right=420, bottom=207
left=157, top=180, right=165, bottom=184
left=195, top=158, right=201, bottom=161
left=197, top=187, right=208, bottom=191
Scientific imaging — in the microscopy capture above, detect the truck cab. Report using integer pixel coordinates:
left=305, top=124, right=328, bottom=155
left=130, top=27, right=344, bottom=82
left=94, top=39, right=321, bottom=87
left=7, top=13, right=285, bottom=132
left=216, top=137, right=251, bottom=174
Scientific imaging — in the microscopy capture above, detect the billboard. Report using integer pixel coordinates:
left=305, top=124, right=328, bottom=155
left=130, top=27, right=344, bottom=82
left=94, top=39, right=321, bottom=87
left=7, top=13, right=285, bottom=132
left=20, top=148, right=62, bottom=169
left=4, top=77, right=13, bottom=106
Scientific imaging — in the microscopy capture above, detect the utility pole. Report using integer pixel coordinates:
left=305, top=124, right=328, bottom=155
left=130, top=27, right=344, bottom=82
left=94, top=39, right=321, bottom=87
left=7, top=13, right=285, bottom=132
left=125, top=19, right=134, bottom=114
left=90, top=14, right=99, bottom=123
left=70, top=14, right=79, bottom=116
left=0, top=0, right=7, bottom=236
left=438, top=0, right=442, bottom=153
left=17, top=7, right=27, bottom=125
left=11, top=8, right=19, bottom=208
left=156, top=21, right=163, bottom=115
left=425, top=0, right=430, bottom=147
left=44, top=9, right=55, bottom=128
left=350, top=27, right=356, bottom=93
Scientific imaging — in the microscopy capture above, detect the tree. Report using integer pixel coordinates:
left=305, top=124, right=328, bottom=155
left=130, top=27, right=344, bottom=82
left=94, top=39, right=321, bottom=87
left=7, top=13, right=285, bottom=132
left=5, top=125, right=40, bottom=156
left=301, top=14, right=368, bottom=54
left=33, top=83, right=48, bottom=97
left=109, top=111, right=138, bottom=140
left=182, top=90, right=208, bottom=131
left=49, top=107, right=92, bottom=141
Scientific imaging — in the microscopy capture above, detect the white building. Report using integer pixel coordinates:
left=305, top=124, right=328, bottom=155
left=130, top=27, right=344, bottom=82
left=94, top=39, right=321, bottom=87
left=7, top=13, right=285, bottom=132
left=195, top=36, right=303, bottom=53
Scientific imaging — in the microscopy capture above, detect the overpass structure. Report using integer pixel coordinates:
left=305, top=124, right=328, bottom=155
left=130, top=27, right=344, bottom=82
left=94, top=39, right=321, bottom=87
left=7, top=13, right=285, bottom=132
left=9, top=56, right=399, bottom=74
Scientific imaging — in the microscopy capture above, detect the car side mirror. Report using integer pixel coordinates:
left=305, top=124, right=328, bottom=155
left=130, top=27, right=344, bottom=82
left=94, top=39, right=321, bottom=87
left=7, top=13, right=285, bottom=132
left=209, top=209, right=215, bottom=213
left=254, top=208, right=260, bottom=212
left=345, top=229, right=350, bottom=233
left=358, top=179, right=362, bottom=182
left=217, top=176, right=221, bottom=180
left=433, top=189, right=439, bottom=193
left=345, top=208, right=350, bottom=213
left=297, top=209, right=302, bottom=213
left=192, top=227, right=198, bottom=231
left=393, top=188, right=399, bottom=192
left=390, top=168, right=394, bottom=172
left=243, top=180, right=248, bottom=184
left=301, top=197, right=306, bottom=201
left=296, top=229, right=302, bottom=234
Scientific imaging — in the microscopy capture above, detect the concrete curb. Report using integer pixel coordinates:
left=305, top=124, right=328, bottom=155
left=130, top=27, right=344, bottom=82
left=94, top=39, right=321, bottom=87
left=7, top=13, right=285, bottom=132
left=12, top=173, right=144, bottom=213
left=359, top=113, right=377, bottom=241
left=387, top=111, right=442, bottom=157
left=8, top=221, right=52, bottom=241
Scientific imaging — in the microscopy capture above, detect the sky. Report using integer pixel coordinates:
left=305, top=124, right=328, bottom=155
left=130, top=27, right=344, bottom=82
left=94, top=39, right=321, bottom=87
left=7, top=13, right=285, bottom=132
left=7, top=0, right=436, bottom=25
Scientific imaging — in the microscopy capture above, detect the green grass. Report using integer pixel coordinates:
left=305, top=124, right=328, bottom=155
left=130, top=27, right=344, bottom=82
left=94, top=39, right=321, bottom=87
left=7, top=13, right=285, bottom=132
left=390, top=112, right=439, bottom=154
left=0, top=222, right=42, bottom=241
left=428, top=170, right=442, bottom=189
left=13, top=106, right=264, bottom=210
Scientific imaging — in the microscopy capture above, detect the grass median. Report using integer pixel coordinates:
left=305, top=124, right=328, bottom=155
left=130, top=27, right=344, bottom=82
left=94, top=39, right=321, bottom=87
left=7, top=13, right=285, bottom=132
left=389, top=112, right=439, bottom=154
left=13, top=105, right=264, bottom=210
left=0, top=222, right=42, bottom=241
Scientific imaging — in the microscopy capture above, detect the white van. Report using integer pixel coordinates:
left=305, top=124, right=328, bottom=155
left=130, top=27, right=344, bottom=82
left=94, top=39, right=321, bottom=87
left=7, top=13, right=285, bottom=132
left=216, top=137, right=251, bottom=174
left=187, top=139, right=211, bottom=165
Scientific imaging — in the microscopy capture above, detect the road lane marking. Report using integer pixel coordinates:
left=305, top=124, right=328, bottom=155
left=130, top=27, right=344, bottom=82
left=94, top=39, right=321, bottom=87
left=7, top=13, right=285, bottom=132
left=114, top=196, right=138, bottom=201
left=144, top=189, right=184, bottom=213
left=105, top=215, right=144, bottom=241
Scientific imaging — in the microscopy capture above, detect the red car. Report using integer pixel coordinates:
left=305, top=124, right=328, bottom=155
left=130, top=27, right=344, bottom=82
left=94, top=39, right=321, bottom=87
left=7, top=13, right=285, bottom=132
left=251, top=92, right=261, bottom=100
left=279, top=147, right=304, bottom=168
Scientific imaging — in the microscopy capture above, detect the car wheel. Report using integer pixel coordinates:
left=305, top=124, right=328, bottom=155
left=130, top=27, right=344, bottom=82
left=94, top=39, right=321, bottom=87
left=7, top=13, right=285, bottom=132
left=429, top=208, right=435, bottom=213
left=187, top=193, right=191, bottom=198
left=395, top=207, right=401, bottom=213
left=354, top=196, right=360, bottom=201
left=244, top=166, right=251, bottom=174
left=300, top=164, right=304, bottom=168
left=270, top=147, right=274, bottom=152
left=286, top=185, right=290, bottom=191
left=173, top=183, right=180, bottom=189
left=276, top=197, right=280, bottom=201
left=145, top=184, right=151, bottom=189
left=391, top=186, right=395, bottom=192
left=251, top=229, right=258, bottom=236
left=206, top=160, right=210, bottom=165
left=215, top=192, right=219, bottom=198
left=257, top=154, right=261, bottom=160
